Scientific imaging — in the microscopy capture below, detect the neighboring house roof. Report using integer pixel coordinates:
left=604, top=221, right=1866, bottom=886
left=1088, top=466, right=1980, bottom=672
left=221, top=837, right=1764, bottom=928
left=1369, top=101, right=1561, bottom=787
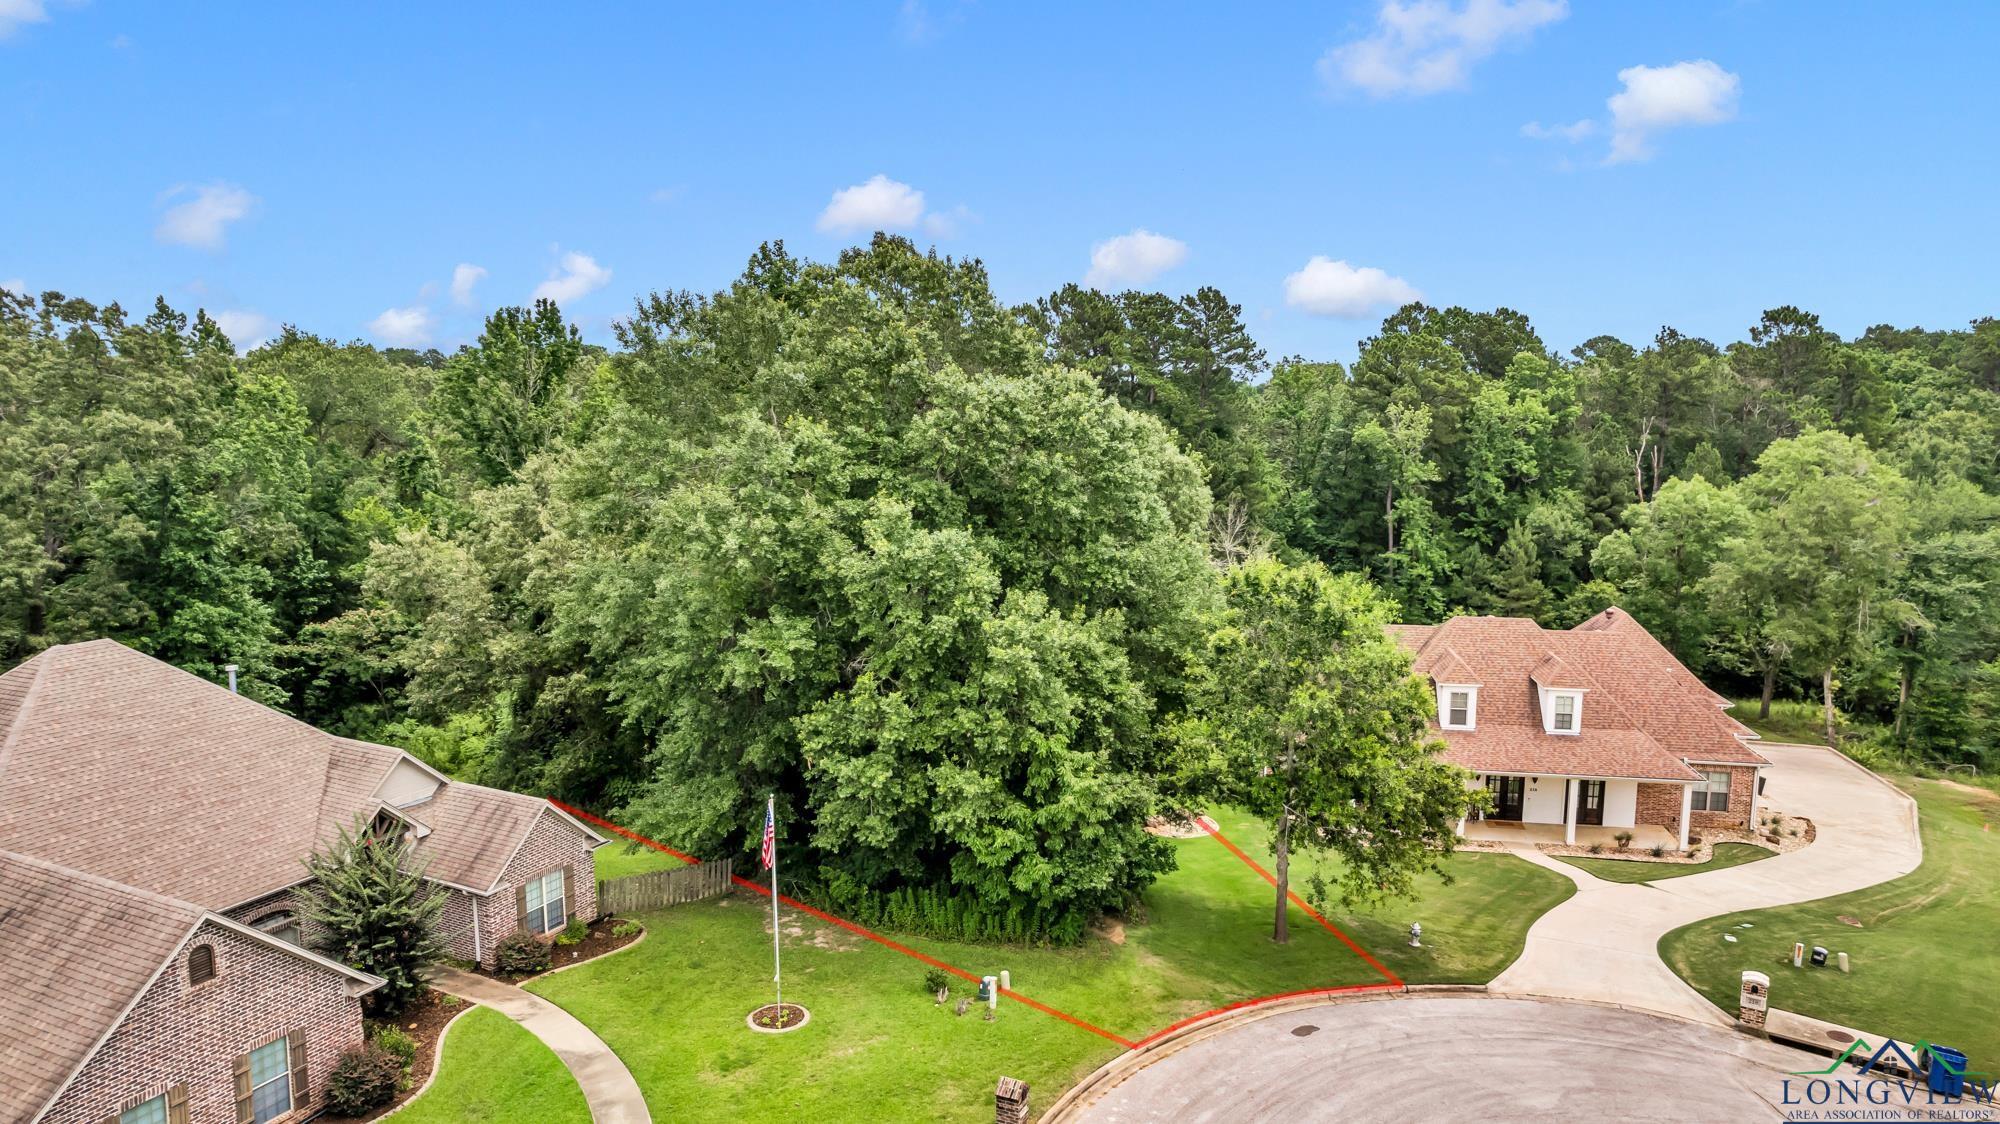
left=0, top=640, right=605, bottom=911
left=1389, top=608, right=1768, bottom=782
left=0, top=849, right=382, bottom=1120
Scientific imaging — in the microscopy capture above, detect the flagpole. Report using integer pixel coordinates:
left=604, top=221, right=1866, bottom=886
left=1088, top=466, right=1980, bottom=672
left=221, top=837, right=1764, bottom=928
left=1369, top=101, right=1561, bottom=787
left=767, top=793, right=782, bottom=1012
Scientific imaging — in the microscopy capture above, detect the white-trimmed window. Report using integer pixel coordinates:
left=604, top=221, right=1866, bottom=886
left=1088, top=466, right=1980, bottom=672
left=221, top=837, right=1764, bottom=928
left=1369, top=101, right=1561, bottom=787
left=253, top=910, right=302, bottom=947
left=1439, top=685, right=1477, bottom=730
left=1692, top=770, right=1731, bottom=812
left=1543, top=690, right=1583, bottom=735
left=247, top=1036, right=292, bottom=1123
left=524, top=868, right=567, bottom=935
left=120, top=1094, right=167, bottom=1124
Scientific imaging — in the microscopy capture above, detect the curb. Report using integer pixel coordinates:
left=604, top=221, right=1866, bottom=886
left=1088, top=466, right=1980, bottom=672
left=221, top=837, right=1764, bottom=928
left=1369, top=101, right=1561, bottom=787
left=1041, top=985, right=1479, bottom=1122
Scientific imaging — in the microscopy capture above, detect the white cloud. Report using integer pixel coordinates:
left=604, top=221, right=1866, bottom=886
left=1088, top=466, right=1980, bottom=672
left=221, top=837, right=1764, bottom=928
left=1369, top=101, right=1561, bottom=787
left=155, top=183, right=257, bottom=250
left=530, top=251, right=612, bottom=305
left=0, top=0, right=48, bottom=39
left=817, top=175, right=926, bottom=234
left=1283, top=257, right=1422, bottom=318
left=1521, top=118, right=1596, bottom=142
left=211, top=309, right=274, bottom=351
left=1319, top=0, right=1567, bottom=98
left=1607, top=59, right=1740, bottom=163
left=1083, top=229, right=1189, bottom=288
left=368, top=305, right=434, bottom=347
left=450, top=263, right=487, bottom=307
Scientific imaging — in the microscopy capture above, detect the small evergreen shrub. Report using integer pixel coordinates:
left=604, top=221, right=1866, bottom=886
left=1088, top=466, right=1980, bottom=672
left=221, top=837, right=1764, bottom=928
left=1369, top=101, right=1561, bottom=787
left=1585, top=843, right=1603, bottom=855
left=556, top=917, right=589, bottom=945
left=1650, top=844, right=1667, bottom=858
left=370, top=1023, right=417, bottom=1069
left=612, top=920, right=642, bottom=938
left=326, top=1045, right=402, bottom=1115
left=923, top=967, right=952, bottom=993
left=1614, top=831, right=1634, bottom=850
left=495, top=930, right=551, bottom=975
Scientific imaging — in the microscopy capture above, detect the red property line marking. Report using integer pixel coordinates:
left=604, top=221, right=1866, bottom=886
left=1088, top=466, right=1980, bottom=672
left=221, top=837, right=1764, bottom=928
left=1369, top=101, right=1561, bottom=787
left=549, top=798, right=1138, bottom=1049
left=1196, top=818, right=1406, bottom=988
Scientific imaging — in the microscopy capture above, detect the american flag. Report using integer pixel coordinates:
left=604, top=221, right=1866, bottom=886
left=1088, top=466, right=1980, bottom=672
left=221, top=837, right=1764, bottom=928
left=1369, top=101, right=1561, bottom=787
left=760, top=800, right=776, bottom=871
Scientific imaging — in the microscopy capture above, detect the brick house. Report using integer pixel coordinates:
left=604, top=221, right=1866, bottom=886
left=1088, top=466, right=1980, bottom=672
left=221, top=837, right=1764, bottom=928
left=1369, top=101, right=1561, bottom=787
left=0, top=640, right=607, bottom=1123
left=1388, top=607, right=1770, bottom=850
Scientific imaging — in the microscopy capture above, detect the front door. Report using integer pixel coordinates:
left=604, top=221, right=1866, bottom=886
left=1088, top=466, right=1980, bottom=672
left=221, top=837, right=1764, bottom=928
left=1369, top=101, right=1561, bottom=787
left=1578, top=780, right=1605, bottom=826
left=1485, top=776, right=1525, bottom=821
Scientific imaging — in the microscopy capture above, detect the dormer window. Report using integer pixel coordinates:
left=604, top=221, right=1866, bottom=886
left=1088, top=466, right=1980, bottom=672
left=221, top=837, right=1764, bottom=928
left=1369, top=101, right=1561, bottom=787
left=1544, top=690, right=1584, bottom=735
left=1439, top=685, right=1478, bottom=730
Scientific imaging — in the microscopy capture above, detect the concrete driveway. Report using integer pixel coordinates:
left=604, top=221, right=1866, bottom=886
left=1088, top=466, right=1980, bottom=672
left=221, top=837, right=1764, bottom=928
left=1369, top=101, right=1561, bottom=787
left=1075, top=994, right=1858, bottom=1123
left=1488, top=742, right=1921, bottom=1023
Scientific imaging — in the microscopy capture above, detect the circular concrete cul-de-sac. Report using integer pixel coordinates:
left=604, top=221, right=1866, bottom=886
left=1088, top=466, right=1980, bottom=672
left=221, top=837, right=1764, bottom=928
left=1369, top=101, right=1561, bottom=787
left=1074, top=994, right=1849, bottom=1124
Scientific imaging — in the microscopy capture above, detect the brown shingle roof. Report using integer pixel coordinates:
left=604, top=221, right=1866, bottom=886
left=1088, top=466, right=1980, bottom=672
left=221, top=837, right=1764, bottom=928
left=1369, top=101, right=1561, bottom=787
left=0, top=641, right=600, bottom=909
left=0, top=849, right=204, bottom=1118
left=1393, top=609, right=1768, bottom=780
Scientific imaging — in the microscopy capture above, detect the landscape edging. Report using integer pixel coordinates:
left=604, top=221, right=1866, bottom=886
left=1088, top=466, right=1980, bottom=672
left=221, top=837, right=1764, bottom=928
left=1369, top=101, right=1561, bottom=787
left=373, top=1001, right=480, bottom=1121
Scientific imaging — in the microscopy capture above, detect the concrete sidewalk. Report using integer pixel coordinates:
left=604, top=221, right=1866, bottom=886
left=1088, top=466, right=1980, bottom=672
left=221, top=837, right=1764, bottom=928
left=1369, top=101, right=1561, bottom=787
left=431, top=967, right=650, bottom=1124
left=1487, top=742, right=1922, bottom=1023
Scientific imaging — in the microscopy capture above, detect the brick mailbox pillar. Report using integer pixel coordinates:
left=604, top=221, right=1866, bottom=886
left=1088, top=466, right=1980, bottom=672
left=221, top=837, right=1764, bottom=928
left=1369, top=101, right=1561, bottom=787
left=996, top=1076, right=1030, bottom=1124
left=1739, top=970, right=1770, bottom=1031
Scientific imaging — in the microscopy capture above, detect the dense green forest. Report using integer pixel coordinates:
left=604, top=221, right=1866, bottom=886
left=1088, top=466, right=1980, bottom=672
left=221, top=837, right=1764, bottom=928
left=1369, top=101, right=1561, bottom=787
left=5, top=237, right=1996, bottom=933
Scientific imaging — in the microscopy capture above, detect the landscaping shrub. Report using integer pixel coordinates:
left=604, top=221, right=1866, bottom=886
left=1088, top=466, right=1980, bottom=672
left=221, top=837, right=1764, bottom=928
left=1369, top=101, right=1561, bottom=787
left=369, top=1023, right=417, bottom=1070
left=611, top=920, right=642, bottom=938
left=1614, top=831, right=1634, bottom=850
left=299, top=817, right=447, bottom=1016
left=556, top=917, right=588, bottom=945
left=326, top=1045, right=402, bottom=1115
left=923, top=967, right=952, bottom=994
left=1586, top=843, right=1604, bottom=855
left=1650, top=845, right=1667, bottom=858
left=815, top=875, right=1089, bottom=945
left=495, top=931, right=551, bottom=975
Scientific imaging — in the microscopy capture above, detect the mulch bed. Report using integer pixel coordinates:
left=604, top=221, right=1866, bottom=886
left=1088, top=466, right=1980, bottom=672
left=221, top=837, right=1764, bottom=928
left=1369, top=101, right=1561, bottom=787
left=473, top=915, right=645, bottom=983
left=748, top=1002, right=809, bottom=1031
left=322, top=987, right=467, bottom=1123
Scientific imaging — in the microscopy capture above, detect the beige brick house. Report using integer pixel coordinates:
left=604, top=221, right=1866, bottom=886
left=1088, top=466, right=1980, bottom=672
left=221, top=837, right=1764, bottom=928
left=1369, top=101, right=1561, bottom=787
left=0, top=640, right=607, bottom=1123
left=1388, top=607, right=1770, bottom=850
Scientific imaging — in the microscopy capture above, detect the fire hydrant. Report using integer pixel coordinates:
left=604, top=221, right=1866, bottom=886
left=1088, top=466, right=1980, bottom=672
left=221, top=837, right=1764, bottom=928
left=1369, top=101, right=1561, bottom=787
left=1409, top=922, right=1423, bottom=948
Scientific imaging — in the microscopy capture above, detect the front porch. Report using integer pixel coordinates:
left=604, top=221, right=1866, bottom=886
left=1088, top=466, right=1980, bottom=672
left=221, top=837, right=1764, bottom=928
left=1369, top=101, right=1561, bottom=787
left=1461, top=819, right=1679, bottom=850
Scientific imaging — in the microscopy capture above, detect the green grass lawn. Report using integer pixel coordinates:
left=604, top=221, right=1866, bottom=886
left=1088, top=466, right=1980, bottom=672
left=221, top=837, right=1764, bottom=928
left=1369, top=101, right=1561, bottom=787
left=1728, top=697, right=1836, bottom=744
left=393, top=1005, right=589, bottom=1124
left=592, top=839, right=688, bottom=881
left=1557, top=842, right=1776, bottom=884
left=544, top=806, right=1573, bottom=1120
left=1660, top=778, right=2000, bottom=1066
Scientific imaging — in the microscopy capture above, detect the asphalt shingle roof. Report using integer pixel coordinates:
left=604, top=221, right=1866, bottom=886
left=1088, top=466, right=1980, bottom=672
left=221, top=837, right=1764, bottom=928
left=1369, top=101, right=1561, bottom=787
left=1390, top=607, right=1769, bottom=782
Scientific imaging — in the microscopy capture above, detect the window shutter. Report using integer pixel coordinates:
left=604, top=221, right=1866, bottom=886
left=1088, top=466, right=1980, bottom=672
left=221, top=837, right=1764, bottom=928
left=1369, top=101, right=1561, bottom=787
left=289, top=1028, right=311, bottom=1106
left=167, top=1084, right=189, bottom=1124
left=516, top=880, right=529, bottom=932
left=232, top=1053, right=253, bottom=1124
left=563, top=864, right=577, bottom=924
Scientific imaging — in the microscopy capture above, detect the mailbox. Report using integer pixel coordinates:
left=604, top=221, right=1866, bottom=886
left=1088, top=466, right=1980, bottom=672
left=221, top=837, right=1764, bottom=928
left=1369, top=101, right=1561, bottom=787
left=1810, top=946, right=1829, bottom=968
left=1740, top=970, right=1771, bottom=1030
left=1740, top=971, right=1770, bottom=1012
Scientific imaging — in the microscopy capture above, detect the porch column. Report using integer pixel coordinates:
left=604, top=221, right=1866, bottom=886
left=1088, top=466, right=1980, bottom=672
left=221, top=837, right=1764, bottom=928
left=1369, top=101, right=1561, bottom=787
left=1746, top=769, right=1761, bottom=833
left=1678, top=783, right=1694, bottom=851
left=1563, top=778, right=1580, bottom=845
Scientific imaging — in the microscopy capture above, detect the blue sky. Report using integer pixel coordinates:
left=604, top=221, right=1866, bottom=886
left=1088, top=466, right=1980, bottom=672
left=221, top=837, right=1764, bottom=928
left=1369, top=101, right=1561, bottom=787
left=3, top=1, right=1996, bottom=362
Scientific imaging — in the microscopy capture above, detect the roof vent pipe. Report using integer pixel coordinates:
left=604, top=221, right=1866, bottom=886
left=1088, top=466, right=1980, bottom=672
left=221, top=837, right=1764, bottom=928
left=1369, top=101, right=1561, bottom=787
left=225, top=664, right=239, bottom=694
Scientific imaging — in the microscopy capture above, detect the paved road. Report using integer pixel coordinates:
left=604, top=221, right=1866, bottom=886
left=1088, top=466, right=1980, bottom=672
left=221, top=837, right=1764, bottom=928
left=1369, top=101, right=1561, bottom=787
left=1489, top=742, right=1922, bottom=1023
left=431, top=967, right=650, bottom=1124
left=1079, top=994, right=1852, bottom=1123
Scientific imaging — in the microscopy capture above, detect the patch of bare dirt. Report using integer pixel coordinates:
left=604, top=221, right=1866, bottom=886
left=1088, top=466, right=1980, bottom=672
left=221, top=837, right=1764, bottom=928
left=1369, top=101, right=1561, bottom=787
left=1147, top=813, right=1215, bottom=838
left=1837, top=915, right=1864, bottom=927
left=1093, top=918, right=1127, bottom=945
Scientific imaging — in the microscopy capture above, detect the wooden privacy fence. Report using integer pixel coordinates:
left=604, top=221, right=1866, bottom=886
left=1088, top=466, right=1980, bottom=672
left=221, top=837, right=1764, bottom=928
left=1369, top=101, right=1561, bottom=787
left=599, top=858, right=734, bottom=914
